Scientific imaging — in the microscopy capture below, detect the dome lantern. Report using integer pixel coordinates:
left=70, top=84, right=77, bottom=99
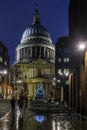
left=33, top=5, right=40, bottom=24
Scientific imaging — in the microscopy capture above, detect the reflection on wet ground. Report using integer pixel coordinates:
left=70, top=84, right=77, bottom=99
left=0, top=111, right=87, bottom=130
left=24, top=113, right=87, bottom=130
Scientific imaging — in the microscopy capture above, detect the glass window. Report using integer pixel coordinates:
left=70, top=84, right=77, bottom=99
left=58, top=69, right=62, bottom=75
left=63, top=48, right=69, bottom=53
left=63, top=58, right=69, bottom=62
left=0, top=56, right=2, bottom=62
left=4, top=60, right=7, bottom=65
left=63, top=69, right=69, bottom=76
left=65, top=80, right=69, bottom=85
left=58, top=58, right=61, bottom=63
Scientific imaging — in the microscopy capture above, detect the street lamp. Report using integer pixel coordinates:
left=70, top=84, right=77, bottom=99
left=16, top=79, right=22, bottom=99
left=0, top=69, right=7, bottom=99
left=79, top=44, right=86, bottom=50
left=52, top=76, right=62, bottom=101
left=57, top=72, right=69, bottom=103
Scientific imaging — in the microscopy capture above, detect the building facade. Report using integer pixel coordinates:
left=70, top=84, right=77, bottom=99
left=55, top=36, right=72, bottom=102
left=0, top=41, right=13, bottom=98
left=10, top=6, right=55, bottom=99
left=69, top=50, right=87, bottom=115
left=69, top=0, right=87, bottom=41
left=68, top=0, right=87, bottom=112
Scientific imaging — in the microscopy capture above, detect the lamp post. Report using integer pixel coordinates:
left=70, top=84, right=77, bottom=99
left=16, top=79, right=22, bottom=99
left=52, top=77, right=64, bottom=101
left=11, top=69, right=23, bottom=100
left=52, top=77, right=57, bottom=100
left=0, top=70, right=7, bottom=99
left=57, top=72, right=69, bottom=103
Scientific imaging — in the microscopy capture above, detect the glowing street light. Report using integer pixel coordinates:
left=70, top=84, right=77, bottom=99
left=79, top=44, right=86, bottom=50
left=0, top=69, right=8, bottom=99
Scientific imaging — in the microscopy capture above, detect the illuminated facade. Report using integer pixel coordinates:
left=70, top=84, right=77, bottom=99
left=11, top=6, right=55, bottom=99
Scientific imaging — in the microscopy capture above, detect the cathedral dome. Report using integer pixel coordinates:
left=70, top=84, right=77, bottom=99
left=16, top=5, right=55, bottom=64
left=21, top=6, right=52, bottom=44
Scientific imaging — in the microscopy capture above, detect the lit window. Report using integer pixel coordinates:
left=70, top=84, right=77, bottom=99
left=63, top=58, right=69, bottom=62
left=65, top=80, right=69, bottom=85
left=5, top=60, right=7, bottom=65
left=63, top=69, right=69, bottom=76
left=0, top=56, right=2, bottom=62
left=58, top=69, right=62, bottom=75
left=58, top=58, right=61, bottom=63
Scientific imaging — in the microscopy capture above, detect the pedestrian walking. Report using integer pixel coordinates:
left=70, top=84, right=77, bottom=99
left=24, top=95, right=28, bottom=108
left=25, top=95, right=28, bottom=108
left=10, top=96, right=16, bottom=114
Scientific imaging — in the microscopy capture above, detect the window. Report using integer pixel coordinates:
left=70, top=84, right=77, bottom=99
left=58, top=69, right=62, bottom=75
left=63, top=58, right=69, bottom=63
left=63, top=48, right=69, bottom=53
left=4, top=60, right=7, bottom=65
left=38, top=69, right=42, bottom=75
left=63, top=69, right=69, bottom=76
left=58, top=58, right=61, bottom=63
left=0, top=56, right=2, bottom=62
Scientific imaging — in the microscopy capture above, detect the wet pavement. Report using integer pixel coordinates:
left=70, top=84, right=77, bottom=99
left=23, top=113, right=87, bottom=130
left=0, top=109, right=87, bottom=130
left=0, top=100, right=11, bottom=120
left=0, top=100, right=87, bottom=130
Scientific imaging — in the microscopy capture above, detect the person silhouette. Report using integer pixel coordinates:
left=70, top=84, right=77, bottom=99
left=10, top=96, right=16, bottom=114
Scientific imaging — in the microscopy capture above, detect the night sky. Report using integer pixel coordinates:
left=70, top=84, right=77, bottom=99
left=0, top=0, right=69, bottom=65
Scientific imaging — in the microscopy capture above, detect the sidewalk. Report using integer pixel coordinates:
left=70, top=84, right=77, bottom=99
left=0, top=100, right=34, bottom=123
left=0, top=100, right=11, bottom=121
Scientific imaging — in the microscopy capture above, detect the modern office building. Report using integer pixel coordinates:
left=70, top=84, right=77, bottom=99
left=55, top=36, right=72, bottom=102
left=10, top=6, right=55, bottom=99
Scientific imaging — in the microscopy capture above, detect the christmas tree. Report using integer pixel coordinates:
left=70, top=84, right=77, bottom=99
left=34, top=83, right=45, bottom=100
